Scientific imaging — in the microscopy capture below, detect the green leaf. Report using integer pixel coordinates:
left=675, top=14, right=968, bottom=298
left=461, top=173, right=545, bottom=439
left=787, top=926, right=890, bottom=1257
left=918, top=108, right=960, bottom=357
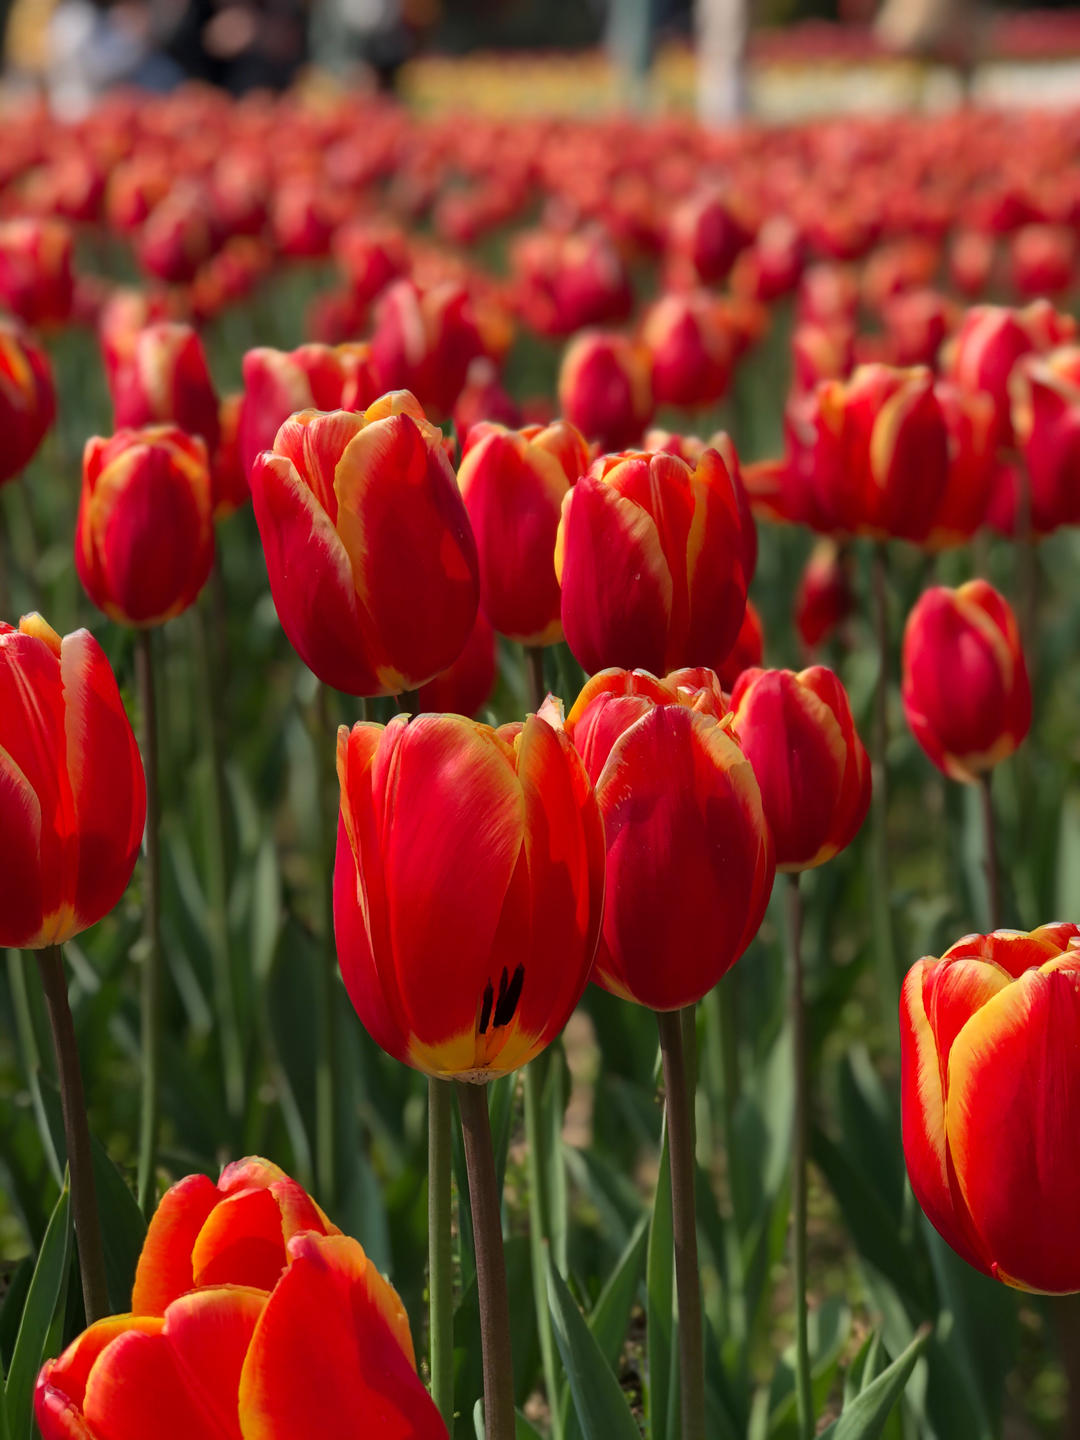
left=547, top=1255, right=640, bottom=1440
left=39, top=1079, right=146, bottom=1314
left=821, top=1325, right=931, bottom=1440
left=4, top=1184, right=72, bottom=1440
left=588, top=1216, right=649, bottom=1371
left=646, top=1120, right=677, bottom=1440
left=471, top=1401, right=545, bottom=1440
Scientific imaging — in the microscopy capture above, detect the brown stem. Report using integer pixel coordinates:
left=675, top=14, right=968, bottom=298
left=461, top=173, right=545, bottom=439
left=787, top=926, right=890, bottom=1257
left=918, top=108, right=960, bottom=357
left=657, top=1008, right=706, bottom=1440
left=135, top=627, right=163, bottom=1218
left=36, top=945, right=109, bottom=1323
left=978, top=772, right=1001, bottom=931
left=870, top=542, right=898, bottom=1017
left=525, top=645, right=547, bottom=713
left=456, top=1081, right=515, bottom=1440
left=787, top=875, right=813, bottom=1440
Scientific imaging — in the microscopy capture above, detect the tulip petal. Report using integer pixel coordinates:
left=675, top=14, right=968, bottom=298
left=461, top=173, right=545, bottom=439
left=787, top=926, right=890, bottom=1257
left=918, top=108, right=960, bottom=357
left=0, top=739, right=45, bottom=948
left=132, top=1172, right=219, bottom=1315
left=192, top=1189, right=292, bottom=1294
left=238, top=1233, right=446, bottom=1440
left=946, top=963, right=1080, bottom=1292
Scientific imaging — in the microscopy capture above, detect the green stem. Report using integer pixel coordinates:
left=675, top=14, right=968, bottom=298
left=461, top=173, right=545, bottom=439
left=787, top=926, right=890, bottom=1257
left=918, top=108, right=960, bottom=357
left=427, top=1076, right=454, bottom=1428
left=870, top=542, right=898, bottom=1017
left=311, top=682, right=338, bottom=1208
left=978, top=773, right=1001, bottom=931
left=523, top=1058, right=564, bottom=1440
left=1055, top=1294, right=1080, bottom=1440
left=456, top=1081, right=516, bottom=1440
left=195, top=596, right=244, bottom=1128
left=136, top=628, right=163, bottom=1218
left=787, top=874, right=813, bottom=1440
left=0, top=503, right=11, bottom=620
left=35, top=945, right=109, bottom=1323
left=657, top=1008, right=706, bottom=1440
left=525, top=645, right=547, bottom=712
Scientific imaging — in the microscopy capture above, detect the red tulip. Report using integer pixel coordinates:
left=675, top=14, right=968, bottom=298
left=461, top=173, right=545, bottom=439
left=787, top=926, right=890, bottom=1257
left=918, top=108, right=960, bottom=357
left=0, top=219, right=74, bottom=328
left=137, top=188, right=215, bottom=285
left=458, top=418, right=589, bottom=646
left=901, top=581, right=1031, bottom=783
left=0, top=318, right=56, bottom=484
left=1011, top=346, right=1080, bottom=533
left=665, top=187, right=754, bottom=287
left=250, top=394, right=479, bottom=696
left=640, top=292, right=735, bottom=410
left=794, top=539, right=853, bottom=652
left=1008, top=223, right=1076, bottom=300
left=557, top=331, right=654, bottom=453
left=334, top=711, right=605, bottom=1078
left=105, top=322, right=220, bottom=456
left=555, top=447, right=749, bottom=676
left=76, top=427, right=215, bottom=627
left=716, top=599, right=764, bottom=690
left=238, top=343, right=366, bottom=480
left=511, top=224, right=633, bottom=338
left=333, top=219, right=409, bottom=305
left=36, top=1158, right=447, bottom=1439
left=212, top=392, right=248, bottom=517
left=565, top=669, right=774, bottom=1010
left=901, top=924, right=1080, bottom=1293
left=0, top=614, right=145, bottom=950
left=730, top=666, right=870, bottom=871
left=452, top=356, right=520, bottom=443
left=418, top=608, right=497, bottom=717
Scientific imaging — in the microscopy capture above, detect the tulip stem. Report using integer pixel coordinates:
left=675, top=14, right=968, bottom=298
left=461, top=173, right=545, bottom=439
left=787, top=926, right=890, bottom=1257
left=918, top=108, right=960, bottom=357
left=1054, top=1294, right=1080, bottom=1440
left=870, top=542, right=898, bottom=1015
left=978, top=773, right=1002, bottom=931
left=36, top=944, right=109, bottom=1323
left=525, top=645, right=547, bottom=712
left=427, top=1076, right=454, bottom=1427
left=523, top=1056, right=564, bottom=1440
left=787, top=874, right=814, bottom=1440
left=657, top=1007, right=706, bottom=1440
left=312, top=682, right=339, bottom=1209
left=135, top=627, right=163, bottom=1219
left=456, top=1081, right=516, bottom=1440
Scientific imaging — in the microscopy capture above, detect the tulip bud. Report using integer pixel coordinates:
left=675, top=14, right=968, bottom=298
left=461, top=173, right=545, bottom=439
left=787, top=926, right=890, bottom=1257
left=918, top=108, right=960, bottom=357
left=0, top=219, right=75, bottom=327
left=730, top=666, right=870, bottom=871
left=511, top=224, right=633, bottom=338
left=137, top=188, right=215, bottom=285
left=334, top=711, right=605, bottom=1079
left=901, top=924, right=1080, bottom=1293
left=640, top=292, right=735, bottom=410
left=1011, top=347, right=1080, bottom=533
left=901, top=581, right=1031, bottom=783
left=0, top=319, right=56, bottom=485
left=794, top=539, right=854, bottom=652
left=212, top=392, right=248, bottom=518
left=250, top=394, right=479, bottom=696
left=105, top=322, right=220, bottom=456
left=1009, top=223, right=1076, bottom=300
left=238, top=343, right=359, bottom=480
left=458, top=418, right=589, bottom=646
left=555, top=447, right=749, bottom=676
left=565, top=670, right=774, bottom=1009
left=76, top=427, right=215, bottom=627
left=333, top=219, right=409, bottom=305
left=37, top=1158, right=447, bottom=1440
left=0, top=614, right=146, bottom=949
left=452, top=356, right=520, bottom=443
left=418, top=608, right=497, bottom=718
left=665, top=187, right=754, bottom=287
left=557, top=331, right=654, bottom=453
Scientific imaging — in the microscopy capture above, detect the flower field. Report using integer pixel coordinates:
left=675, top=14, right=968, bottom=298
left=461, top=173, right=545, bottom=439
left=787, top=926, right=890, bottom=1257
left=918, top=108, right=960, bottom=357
left=0, top=71, right=1079, bottom=1440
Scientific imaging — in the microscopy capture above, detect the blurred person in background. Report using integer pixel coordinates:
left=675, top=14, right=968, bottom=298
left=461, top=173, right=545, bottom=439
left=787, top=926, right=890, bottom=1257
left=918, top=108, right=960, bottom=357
left=152, top=0, right=310, bottom=91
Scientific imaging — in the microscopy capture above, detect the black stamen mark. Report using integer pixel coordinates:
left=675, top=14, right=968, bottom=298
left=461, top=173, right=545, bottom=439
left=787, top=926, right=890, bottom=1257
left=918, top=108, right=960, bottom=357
left=493, top=964, right=525, bottom=1028
left=478, top=980, right=494, bottom=1035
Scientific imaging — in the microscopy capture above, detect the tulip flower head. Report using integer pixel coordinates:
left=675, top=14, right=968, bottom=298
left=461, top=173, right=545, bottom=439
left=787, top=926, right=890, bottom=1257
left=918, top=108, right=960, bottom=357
left=901, top=924, right=1080, bottom=1294
left=557, top=331, right=654, bottom=453
left=565, top=669, right=774, bottom=1010
left=105, top=321, right=220, bottom=456
left=76, top=426, right=215, bottom=627
left=0, top=318, right=56, bottom=485
left=238, top=342, right=370, bottom=480
left=901, top=581, right=1031, bottom=783
left=730, top=666, right=871, bottom=871
left=36, top=1156, right=448, bottom=1439
left=0, top=615, right=145, bottom=949
left=250, top=393, right=480, bottom=697
left=555, top=446, right=749, bottom=677
left=334, top=710, right=605, bottom=1079
left=458, top=418, right=589, bottom=646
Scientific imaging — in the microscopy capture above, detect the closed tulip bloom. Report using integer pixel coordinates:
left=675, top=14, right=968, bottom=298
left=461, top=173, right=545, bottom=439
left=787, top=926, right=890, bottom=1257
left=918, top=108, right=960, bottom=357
left=565, top=672, right=773, bottom=1010
left=105, top=322, right=220, bottom=456
left=458, top=418, right=589, bottom=646
left=716, top=598, right=764, bottom=690
left=0, top=318, right=56, bottom=485
left=640, top=291, right=734, bottom=409
left=1012, top=347, right=1080, bottom=532
left=794, top=539, right=854, bottom=652
left=730, top=666, right=870, bottom=871
left=418, top=607, right=497, bottom=717
left=557, top=331, right=654, bottom=453
left=76, top=427, right=215, bottom=627
left=212, top=392, right=249, bottom=517
left=0, top=218, right=75, bottom=327
left=238, top=344, right=360, bottom=480
left=665, top=187, right=754, bottom=287
left=555, top=446, right=748, bottom=677
left=334, top=711, right=605, bottom=1079
left=902, top=581, right=1031, bottom=783
left=37, top=1197, right=447, bottom=1439
left=901, top=924, right=1080, bottom=1293
left=1008, top=223, right=1076, bottom=300
left=0, top=614, right=145, bottom=950
left=250, top=395, right=479, bottom=696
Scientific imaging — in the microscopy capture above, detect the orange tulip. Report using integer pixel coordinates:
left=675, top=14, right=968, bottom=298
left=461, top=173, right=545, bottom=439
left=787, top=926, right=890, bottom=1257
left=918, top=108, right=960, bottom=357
left=334, top=711, right=605, bottom=1079
left=249, top=394, right=479, bottom=696
left=901, top=924, right=1080, bottom=1293
left=0, top=615, right=145, bottom=950
left=76, top=427, right=214, bottom=628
